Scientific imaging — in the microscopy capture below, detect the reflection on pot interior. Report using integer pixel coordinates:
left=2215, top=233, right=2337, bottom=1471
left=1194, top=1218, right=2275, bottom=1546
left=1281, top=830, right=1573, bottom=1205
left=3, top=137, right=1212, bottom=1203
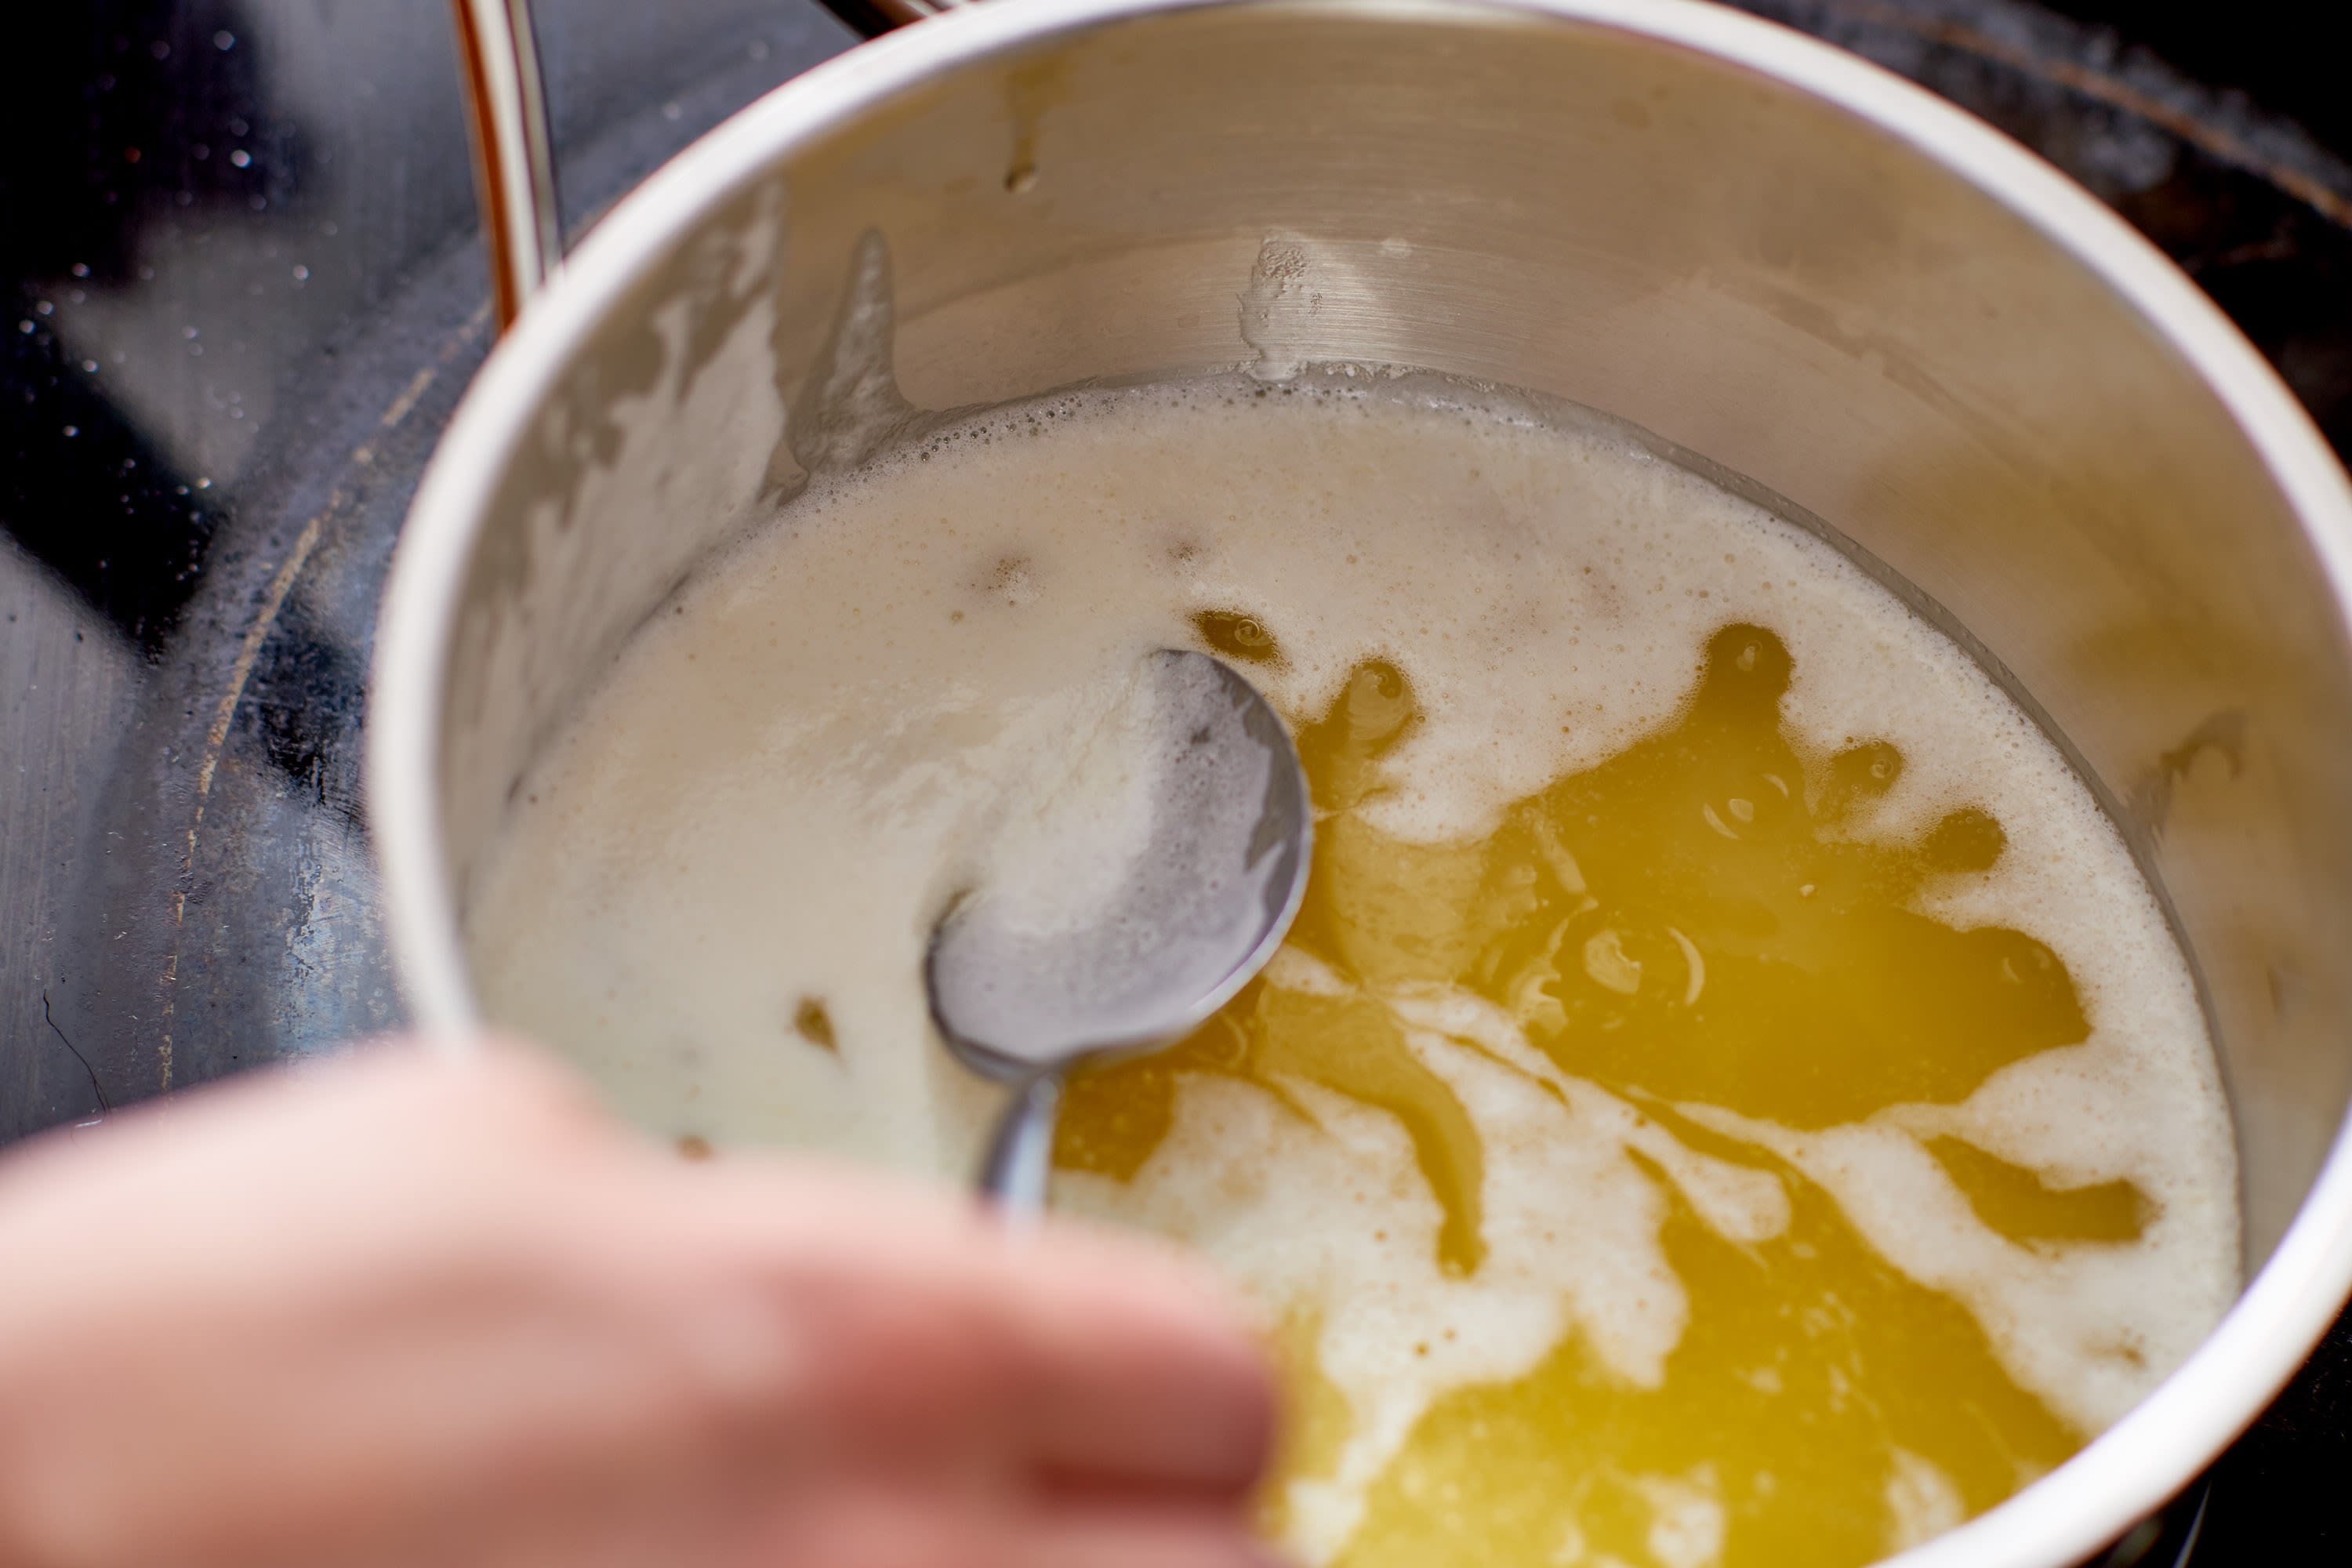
left=465, top=373, right=2239, bottom=1568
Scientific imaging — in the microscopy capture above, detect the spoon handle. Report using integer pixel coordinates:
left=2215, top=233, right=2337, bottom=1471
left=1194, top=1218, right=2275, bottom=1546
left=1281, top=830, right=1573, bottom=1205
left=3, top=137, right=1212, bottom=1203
left=976, top=1070, right=1065, bottom=1213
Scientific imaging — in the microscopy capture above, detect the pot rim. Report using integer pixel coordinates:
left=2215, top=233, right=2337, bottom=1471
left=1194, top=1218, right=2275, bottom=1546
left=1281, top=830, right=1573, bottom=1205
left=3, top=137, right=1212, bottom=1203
left=367, top=2, right=2352, bottom=1560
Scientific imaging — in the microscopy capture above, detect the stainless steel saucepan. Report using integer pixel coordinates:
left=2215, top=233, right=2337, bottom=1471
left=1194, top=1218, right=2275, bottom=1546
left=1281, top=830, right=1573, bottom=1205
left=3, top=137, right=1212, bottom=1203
left=370, top=1, right=2352, bottom=1562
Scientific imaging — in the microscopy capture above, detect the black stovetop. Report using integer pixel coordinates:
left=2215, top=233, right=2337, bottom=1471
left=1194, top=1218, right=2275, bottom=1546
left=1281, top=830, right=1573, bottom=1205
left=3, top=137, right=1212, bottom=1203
left=2, top=2, right=2346, bottom=1562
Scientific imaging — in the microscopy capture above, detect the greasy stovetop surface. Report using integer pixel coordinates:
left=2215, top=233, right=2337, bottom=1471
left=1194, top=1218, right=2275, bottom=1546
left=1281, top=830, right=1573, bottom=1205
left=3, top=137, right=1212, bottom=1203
left=2, top=2, right=2346, bottom=1560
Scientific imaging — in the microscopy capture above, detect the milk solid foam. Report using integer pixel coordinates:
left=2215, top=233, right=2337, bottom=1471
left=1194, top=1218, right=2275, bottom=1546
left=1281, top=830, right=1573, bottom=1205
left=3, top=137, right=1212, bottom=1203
left=466, top=372, right=2238, bottom=1568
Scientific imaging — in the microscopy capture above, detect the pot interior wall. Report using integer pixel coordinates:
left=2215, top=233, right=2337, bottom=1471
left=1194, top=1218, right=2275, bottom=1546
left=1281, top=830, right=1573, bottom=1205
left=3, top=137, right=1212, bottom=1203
left=434, top=1, right=2352, bottom=1273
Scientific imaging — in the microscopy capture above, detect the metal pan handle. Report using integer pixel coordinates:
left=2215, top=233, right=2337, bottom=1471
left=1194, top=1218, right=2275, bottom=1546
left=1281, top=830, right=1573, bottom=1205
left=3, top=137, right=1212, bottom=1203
left=449, top=0, right=961, bottom=332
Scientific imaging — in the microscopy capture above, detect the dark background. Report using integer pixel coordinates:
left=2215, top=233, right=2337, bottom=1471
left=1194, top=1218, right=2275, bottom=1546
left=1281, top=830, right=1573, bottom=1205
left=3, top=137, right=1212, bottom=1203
left=2, top=1, right=2345, bottom=1562
left=2046, top=0, right=2349, bottom=154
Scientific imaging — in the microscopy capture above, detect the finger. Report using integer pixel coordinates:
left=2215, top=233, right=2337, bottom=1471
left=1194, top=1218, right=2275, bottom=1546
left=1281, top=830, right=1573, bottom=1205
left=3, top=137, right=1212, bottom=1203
left=1007, top=1232, right=1277, bottom=1496
left=663, top=1156, right=1276, bottom=1495
left=755, top=1487, right=1290, bottom=1568
left=1015, top=1498, right=1294, bottom=1568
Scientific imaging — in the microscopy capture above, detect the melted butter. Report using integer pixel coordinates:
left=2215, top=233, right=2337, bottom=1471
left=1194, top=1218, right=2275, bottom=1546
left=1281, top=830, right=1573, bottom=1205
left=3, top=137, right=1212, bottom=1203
left=464, top=377, right=2232, bottom=1567
left=1194, top=608, right=1286, bottom=666
left=1058, top=618, right=2143, bottom=1566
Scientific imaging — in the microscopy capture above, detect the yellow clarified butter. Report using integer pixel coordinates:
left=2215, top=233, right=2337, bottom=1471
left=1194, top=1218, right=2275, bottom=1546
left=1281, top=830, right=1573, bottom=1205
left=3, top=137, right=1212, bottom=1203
left=466, top=375, right=2240, bottom=1568
left=1065, top=623, right=2121, bottom=1566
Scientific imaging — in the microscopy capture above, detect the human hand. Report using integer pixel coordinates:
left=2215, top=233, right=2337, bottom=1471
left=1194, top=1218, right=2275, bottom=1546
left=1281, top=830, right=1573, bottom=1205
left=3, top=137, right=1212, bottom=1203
left=0, top=1041, right=1278, bottom=1568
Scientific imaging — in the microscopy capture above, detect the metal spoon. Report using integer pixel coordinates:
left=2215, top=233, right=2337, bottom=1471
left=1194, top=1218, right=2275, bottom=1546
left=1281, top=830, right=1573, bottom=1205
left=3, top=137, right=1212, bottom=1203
left=925, top=648, right=1313, bottom=1211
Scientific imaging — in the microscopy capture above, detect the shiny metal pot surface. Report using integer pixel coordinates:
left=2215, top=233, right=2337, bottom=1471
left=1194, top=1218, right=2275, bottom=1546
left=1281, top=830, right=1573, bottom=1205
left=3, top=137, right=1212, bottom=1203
left=368, top=2, right=2352, bottom=1561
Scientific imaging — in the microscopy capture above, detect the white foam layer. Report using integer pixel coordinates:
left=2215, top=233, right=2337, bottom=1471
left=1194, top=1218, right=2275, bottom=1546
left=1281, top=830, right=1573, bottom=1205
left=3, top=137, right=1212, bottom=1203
left=466, top=374, right=2240, bottom=1560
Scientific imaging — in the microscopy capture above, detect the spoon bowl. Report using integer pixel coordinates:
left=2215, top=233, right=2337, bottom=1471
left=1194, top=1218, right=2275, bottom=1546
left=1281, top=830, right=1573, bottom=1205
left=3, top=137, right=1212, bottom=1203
left=926, top=648, right=1312, bottom=1208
